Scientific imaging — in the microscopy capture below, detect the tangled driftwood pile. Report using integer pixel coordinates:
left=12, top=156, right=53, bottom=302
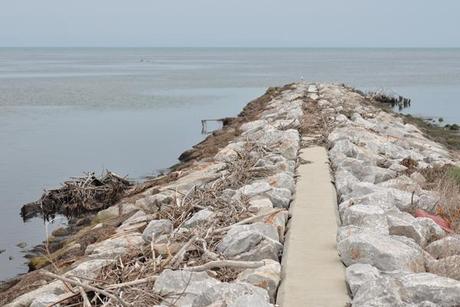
left=21, top=171, right=132, bottom=221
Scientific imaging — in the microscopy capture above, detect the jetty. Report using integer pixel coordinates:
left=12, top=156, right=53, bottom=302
left=2, top=82, right=460, bottom=306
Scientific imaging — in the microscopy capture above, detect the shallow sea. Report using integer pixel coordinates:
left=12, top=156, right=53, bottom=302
left=1, top=48, right=459, bottom=280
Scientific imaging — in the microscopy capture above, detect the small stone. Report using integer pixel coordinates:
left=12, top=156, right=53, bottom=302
left=51, top=227, right=69, bottom=237
left=16, top=242, right=27, bottom=249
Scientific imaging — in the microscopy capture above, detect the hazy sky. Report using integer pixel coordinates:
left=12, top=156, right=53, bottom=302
left=1, top=0, right=459, bottom=47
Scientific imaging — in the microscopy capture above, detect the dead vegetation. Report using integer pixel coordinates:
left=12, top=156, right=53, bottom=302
left=6, top=141, right=285, bottom=306
left=421, top=165, right=460, bottom=232
left=403, top=115, right=460, bottom=151
left=21, top=171, right=132, bottom=221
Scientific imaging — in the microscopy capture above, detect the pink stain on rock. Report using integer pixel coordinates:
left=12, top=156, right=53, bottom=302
left=415, top=209, right=454, bottom=233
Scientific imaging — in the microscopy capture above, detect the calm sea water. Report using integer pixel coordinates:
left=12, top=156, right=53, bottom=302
left=1, top=48, right=459, bottom=281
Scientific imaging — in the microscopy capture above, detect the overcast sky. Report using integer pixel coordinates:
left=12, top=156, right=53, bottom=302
left=1, top=0, right=459, bottom=47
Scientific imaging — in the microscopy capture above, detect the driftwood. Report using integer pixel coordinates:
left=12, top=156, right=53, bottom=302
left=184, top=260, right=267, bottom=272
left=368, top=90, right=411, bottom=110
left=41, top=270, right=130, bottom=307
left=21, top=171, right=132, bottom=221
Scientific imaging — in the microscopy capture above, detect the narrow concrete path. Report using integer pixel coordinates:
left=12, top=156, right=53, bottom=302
left=277, top=144, right=349, bottom=307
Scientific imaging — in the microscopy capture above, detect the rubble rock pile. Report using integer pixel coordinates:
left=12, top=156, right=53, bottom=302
left=318, top=84, right=460, bottom=306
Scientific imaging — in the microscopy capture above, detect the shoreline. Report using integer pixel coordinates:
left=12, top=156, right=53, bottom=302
left=2, top=82, right=460, bottom=306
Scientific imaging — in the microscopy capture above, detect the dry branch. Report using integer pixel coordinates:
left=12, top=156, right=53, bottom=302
left=185, top=260, right=267, bottom=272
left=40, top=270, right=130, bottom=307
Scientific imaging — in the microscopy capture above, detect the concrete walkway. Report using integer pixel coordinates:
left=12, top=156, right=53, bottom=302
left=277, top=145, right=349, bottom=307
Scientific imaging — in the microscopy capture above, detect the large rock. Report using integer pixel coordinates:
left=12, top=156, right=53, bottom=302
left=154, top=269, right=220, bottom=306
left=341, top=204, right=389, bottom=234
left=30, top=293, right=61, bottom=307
left=85, top=233, right=144, bottom=258
left=352, top=271, right=460, bottom=306
left=96, top=203, right=137, bottom=221
left=183, top=209, right=214, bottom=229
left=338, top=158, right=396, bottom=184
left=240, top=120, right=269, bottom=134
left=426, top=255, right=460, bottom=281
left=387, top=210, right=428, bottom=246
left=416, top=217, right=446, bottom=243
left=5, top=281, right=66, bottom=307
left=246, top=128, right=300, bottom=160
left=266, top=172, right=295, bottom=193
left=399, top=272, right=460, bottom=305
left=235, top=181, right=272, bottom=199
left=216, top=223, right=282, bottom=261
left=192, top=282, right=271, bottom=307
left=345, top=263, right=381, bottom=296
left=337, top=231, right=425, bottom=272
left=214, top=142, right=246, bottom=163
left=142, top=219, right=173, bottom=242
left=339, top=188, right=414, bottom=213
left=264, top=210, right=288, bottom=241
left=118, top=210, right=151, bottom=233
left=135, top=192, right=174, bottom=213
left=237, top=259, right=281, bottom=302
left=425, top=235, right=460, bottom=259
left=352, top=274, right=407, bottom=306
left=248, top=198, right=273, bottom=213
left=266, top=188, right=291, bottom=208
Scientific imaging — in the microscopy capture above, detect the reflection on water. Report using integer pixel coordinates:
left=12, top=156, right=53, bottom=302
left=1, top=48, right=460, bottom=280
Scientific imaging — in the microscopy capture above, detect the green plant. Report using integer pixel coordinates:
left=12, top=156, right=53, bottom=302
left=447, top=166, right=460, bottom=185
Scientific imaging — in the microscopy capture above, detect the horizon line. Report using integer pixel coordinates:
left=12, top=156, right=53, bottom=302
left=1, top=46, right=460, bottom=49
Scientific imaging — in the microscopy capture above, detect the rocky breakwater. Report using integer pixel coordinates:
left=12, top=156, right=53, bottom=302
left=317, top=84, right=460, bottom=306
left=3, top=83, right=311, bottom=306
left=5, top=82, right=460, bottom=306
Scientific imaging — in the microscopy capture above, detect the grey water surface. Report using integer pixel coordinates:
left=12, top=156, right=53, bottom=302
left=1, top=48, right=460, bottom=281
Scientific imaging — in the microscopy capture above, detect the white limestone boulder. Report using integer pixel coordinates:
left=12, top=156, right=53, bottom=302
left=337, top=231, right=425, bottom=272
